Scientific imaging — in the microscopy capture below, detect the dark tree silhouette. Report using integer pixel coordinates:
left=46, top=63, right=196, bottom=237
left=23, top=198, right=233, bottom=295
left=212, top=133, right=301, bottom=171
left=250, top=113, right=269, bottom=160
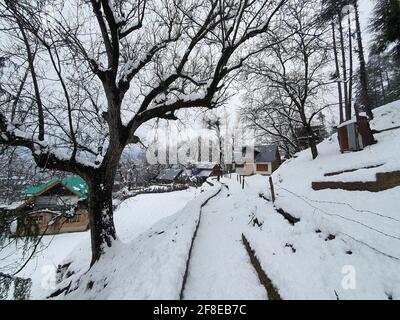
left=370, top=0, right=400, bottom=60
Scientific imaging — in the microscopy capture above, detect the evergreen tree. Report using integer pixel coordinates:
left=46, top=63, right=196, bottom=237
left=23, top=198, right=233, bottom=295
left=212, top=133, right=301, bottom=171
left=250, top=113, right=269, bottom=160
left=355, top=53, right=400, bottom=109
left=370, top=0, right=400, bottom=60
left=322, top=0, right=360, bottom=121
left=321, top=0, right=374, bottom=119
left=353, top=1, right=373, bottom=119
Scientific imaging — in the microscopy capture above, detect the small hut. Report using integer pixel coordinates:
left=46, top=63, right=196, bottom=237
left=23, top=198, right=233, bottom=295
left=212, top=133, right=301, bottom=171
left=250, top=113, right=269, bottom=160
left=337, top=116, right=375, bottom=152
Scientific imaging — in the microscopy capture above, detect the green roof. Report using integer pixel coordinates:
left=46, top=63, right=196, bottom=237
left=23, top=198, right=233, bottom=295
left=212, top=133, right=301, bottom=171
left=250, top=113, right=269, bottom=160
left=25, top=178, right=58, bottom=197
left=26, top=175, right=88, bottom=198
left=61, top=176, right=88, bottom=198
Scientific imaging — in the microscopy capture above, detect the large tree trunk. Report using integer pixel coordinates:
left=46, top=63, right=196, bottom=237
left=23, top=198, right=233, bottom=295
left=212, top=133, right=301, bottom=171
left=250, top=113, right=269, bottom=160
left=87, top=172, right=117, bottom=267
left=309, top=139, right=318, bottom=160
left=301, top=112, right=318, bottom=160
left=354, top=1, right=374, bottom=119
left=306, top=126, right=318, bottom=160
left=84, top=78, right=126, bottom=267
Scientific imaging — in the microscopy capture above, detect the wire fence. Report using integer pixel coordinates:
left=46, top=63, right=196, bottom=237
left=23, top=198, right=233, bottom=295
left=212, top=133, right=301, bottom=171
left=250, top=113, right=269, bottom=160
left=272, top=184, right=400, bottom=261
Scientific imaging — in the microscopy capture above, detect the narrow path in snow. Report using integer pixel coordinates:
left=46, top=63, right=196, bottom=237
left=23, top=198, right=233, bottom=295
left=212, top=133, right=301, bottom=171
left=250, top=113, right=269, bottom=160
left=183, top=184, right=267, bottom=300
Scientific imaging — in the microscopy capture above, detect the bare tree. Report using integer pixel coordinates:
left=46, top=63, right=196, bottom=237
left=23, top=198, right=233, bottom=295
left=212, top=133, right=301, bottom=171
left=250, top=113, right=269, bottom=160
left=0, top=0, right=288, bottom=266
left=241, top=86, right=301, bottom=158
left=203, top=115, right=225, bottom=180
left=243, top=0, right=332, bottom=159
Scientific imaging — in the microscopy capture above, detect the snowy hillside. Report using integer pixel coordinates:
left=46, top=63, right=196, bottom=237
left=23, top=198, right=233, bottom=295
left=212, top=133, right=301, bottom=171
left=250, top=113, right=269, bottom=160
left=247, top=100, right=400, bottom=299
left=0, top=188, right=200, bottom=299
left=44, top=101, right=400, bottom=300
left=52, top=183, right=220, bottom=299
left=2, top=0, right=400, bottom=303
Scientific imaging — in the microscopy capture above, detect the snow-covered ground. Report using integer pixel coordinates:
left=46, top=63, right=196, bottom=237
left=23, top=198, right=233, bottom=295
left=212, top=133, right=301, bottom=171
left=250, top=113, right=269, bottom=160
left=55, top=183, right=220, bottom=299
left=115, top=189, right=199, bottom=243
left=0, top=187, right=200, bottom=299
left=245, top=101, right=400, bottom=299
left=1, top=232, right=89, bottom=299
left=3, top=101, right=399, bottom=300
left=183, top=184, right=267, bottom=300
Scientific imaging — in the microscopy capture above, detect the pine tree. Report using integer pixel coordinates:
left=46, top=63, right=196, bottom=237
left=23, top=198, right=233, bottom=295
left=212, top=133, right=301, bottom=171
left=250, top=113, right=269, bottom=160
left=370, top=0, right=400, bottom=60
left=322, top=0, right=374, bottom=119
left=353, top=1, right=373, bottom=119
left=355, top=53, right=400, bottom=109
left=321, top=0, right=353, bottom=121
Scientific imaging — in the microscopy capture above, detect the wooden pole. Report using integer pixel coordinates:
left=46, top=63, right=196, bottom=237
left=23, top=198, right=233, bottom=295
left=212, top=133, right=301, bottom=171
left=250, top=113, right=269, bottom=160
left=269, top=176, right=275, bottom=203
left=242, top=175, right=245, bottom=189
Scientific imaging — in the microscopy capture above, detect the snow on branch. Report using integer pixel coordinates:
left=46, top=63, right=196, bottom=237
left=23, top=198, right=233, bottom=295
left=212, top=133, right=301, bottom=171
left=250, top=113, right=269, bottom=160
left=0, top=113, right=99, bottom=173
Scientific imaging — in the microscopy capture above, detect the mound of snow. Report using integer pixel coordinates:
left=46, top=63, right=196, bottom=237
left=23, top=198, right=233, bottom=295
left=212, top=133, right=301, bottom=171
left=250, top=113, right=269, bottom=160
left=243, top=100, right=400, bottom=299
left=52, top=183, right=220, bottom=300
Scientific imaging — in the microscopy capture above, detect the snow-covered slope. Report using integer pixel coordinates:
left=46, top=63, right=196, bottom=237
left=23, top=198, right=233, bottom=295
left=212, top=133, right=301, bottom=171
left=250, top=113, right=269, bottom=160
left=245, top=100, right=400, bottom=299
left=0, top=188, right=200, bottom=299
left=53, top=183, right=220, bottom=300
left=45, top=101, right=400, bottom=300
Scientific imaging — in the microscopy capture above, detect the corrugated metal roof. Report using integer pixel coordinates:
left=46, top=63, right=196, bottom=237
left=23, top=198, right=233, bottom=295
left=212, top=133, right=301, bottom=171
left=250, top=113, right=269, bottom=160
left=194, top=162, right=217, bottom=169
left=26, top=176, right=88, bottom=198
left=196, top=170, right=213, bottom=177
left=25, top=178, right=59, bottom=197
left=156, top=168, right=183, bottom=181
left=61, top=176, right=88, bottom=198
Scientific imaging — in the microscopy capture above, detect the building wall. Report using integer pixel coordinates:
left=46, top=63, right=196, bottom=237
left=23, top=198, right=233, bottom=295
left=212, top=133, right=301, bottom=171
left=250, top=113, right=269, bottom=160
left=236, top=163, right=254, bottom=176
left=237, top=160, right=281, bottom=176
left=254, top=162, right=272, bottom=175
left=58, top=209, right=89, bottom=234
left=209, top=166, right=220, bottom=176
left=19, top=209, right=89, bottom=236
left=235, top=146, right=282, bottom=176
left=271, top=159, right=281, bottom=173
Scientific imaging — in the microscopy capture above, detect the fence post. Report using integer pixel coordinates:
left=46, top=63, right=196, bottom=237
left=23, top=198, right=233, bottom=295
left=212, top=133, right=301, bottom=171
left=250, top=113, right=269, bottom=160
left=242, top=175, right=245, bottom=190
left=269, top=176, right=275, bottom=202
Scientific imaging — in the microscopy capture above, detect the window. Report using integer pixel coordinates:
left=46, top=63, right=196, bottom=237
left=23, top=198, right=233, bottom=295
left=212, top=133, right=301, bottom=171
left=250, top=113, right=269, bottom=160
left=67, top=214, right=80, bottom=223
left=35, top=196, right=59, bottom=207
left=256, top=164, right=269, bottom=172
left=31, top=216, right=43, bottom=224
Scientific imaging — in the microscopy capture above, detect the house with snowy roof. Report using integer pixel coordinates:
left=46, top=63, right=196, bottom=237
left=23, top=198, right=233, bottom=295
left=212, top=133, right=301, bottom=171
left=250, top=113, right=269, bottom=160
left=14, top=176, right=90, bottom=236
left=190, top=162, right=220, bottom=179
left=156, top=168, right=184, bottom=183
left=235, top=144, right=281, bottom=176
